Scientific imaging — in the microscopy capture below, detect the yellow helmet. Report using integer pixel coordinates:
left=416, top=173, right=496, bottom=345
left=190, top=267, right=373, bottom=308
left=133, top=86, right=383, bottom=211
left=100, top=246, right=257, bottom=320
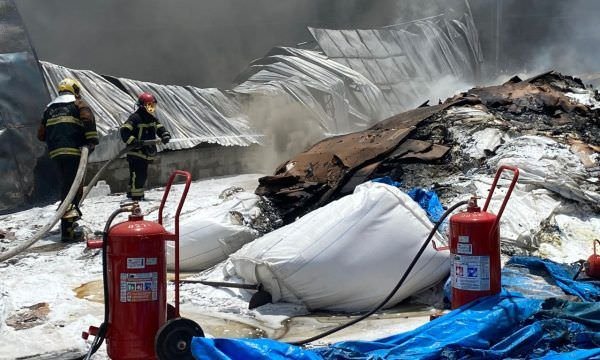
left=57, top=78, right=81, bottom=96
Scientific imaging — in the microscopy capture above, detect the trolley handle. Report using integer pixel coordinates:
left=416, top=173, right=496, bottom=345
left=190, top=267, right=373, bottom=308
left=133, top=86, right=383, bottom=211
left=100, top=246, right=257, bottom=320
left=158, top=170, right=192, bottom=227
left=483, top=165, right=519, bottom=232
left=158, top=170, right=192, bottom=318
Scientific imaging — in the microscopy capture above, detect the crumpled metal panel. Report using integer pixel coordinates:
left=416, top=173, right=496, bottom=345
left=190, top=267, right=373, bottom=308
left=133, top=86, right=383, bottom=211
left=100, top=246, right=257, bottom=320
left=309, top=12, right=483, bottom=117
left=234, top=47, right=388, bottom=135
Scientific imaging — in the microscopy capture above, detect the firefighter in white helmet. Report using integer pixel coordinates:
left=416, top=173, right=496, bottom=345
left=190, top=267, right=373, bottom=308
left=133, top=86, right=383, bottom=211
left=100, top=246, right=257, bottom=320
left=37, top=77, right=99, bottom=242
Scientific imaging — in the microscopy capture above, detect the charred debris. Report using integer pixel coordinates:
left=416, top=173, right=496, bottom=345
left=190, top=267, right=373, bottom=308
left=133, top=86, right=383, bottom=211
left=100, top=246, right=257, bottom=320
left=256, top=71, right=600, bottom=224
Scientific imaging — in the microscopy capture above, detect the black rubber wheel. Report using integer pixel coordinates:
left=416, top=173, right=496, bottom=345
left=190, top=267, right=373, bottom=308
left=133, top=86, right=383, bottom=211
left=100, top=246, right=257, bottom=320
left=155, top=317, right=204, bottom=360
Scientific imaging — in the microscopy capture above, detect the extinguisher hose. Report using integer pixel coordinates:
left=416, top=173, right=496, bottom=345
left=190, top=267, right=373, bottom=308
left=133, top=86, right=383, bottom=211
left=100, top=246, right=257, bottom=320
left=74, top=207, right=131, bottom=360
left=289, top=199, right=470, bottom=346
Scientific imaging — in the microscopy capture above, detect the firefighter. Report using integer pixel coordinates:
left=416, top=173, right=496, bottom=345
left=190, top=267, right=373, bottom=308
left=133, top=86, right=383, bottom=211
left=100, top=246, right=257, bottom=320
left=37, top=77, right=99, bottom=242
left=120, top=92, right=171, bottom=201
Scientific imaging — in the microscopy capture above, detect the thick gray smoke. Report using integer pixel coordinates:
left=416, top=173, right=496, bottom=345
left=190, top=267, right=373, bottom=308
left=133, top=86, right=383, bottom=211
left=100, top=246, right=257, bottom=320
left=468, top=0, right=600, bottom=79
left=16, top=0, right=600, bottom=90
left=15, top=0, right=400, bottom=88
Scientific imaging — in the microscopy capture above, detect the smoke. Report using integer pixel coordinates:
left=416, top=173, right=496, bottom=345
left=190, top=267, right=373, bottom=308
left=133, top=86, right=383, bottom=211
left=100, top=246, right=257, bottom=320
left=241, top=93, right=330, bottom=173
left=15, top=0, right=400, bottom=88
left=467, top=0, right=600, bottom=81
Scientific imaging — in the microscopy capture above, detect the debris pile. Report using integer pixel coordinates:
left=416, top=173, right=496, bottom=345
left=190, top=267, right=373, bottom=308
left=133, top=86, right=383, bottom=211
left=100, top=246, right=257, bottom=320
left=257, top=71, right=600, bottom=259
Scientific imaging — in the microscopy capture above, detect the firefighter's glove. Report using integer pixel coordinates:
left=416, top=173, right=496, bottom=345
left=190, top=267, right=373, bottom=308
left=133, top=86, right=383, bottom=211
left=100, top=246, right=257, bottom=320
left=86, top=143, right=95, bottom=154
left=161, top=133, right=171, bottom=144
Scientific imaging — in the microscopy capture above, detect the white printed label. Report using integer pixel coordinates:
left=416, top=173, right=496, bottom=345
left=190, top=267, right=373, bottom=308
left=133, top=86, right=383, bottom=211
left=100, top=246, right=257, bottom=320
left=120, top=272, right=158, bottom=302
left=146, top=257, right=157, bottom=266
left=127, top=257, right=145, bottom=269
left=457, top=243, right=472, bottom=255
left=458, top=235, right=470, bottom=243
left=451, top=255, right=490, bottom=291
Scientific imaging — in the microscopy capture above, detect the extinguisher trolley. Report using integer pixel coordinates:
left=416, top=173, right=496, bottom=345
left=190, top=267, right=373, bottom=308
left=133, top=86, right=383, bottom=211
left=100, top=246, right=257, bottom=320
left=84, top=170, right=203, bottom=360
left=449, top=165, right=519, bottom=309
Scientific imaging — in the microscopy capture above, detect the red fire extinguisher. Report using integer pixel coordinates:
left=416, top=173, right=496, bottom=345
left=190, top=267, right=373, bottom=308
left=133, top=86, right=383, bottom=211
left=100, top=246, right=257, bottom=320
left=449, top=165, right=519, bottom=309
left=585, top=239, right=600, bottom=279
left=82, top=170, right=203, bottom=360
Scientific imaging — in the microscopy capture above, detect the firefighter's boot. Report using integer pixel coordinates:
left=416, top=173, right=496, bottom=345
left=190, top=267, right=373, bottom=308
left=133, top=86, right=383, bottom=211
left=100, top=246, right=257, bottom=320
left=61, top=205, right=83, bottom=242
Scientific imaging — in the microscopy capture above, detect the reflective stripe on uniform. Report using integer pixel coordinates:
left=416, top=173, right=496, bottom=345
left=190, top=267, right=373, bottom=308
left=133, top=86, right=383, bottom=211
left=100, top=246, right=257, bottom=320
left=49, top=147, right=81, bottom=158
left=46, top=116, right=83, bottom=127
left=137, top=123, right=156, bottom=129
left=130, top=188, right=145, bottom=196
left=121, top=123, right=134, bottom=130
left=85, top=131, right=98, bottom=139
left=130, top=171, right=144, bottom=196
left=126, top=136, right=136, bottom=144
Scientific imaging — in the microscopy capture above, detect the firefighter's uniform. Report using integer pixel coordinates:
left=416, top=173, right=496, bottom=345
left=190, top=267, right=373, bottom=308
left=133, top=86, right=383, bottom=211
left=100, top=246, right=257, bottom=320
left=38, top=83, right=99, bottom=242
left=119, top=105, right=170, bottom=200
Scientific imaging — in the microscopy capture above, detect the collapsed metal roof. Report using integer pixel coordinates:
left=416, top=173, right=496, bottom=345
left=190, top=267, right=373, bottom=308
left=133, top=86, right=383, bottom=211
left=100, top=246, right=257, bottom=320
left=40, top=61, right=262, bottom=162
left=309, top=12, right=483, bottom=117
left=234, top=47, right=387, bottom=135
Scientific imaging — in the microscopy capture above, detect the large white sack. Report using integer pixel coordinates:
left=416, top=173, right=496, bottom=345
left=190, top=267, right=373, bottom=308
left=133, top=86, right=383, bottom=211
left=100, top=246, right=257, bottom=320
left=166, top=192, right=260, bottom=271
left=228, top=182, right=450, bottom=312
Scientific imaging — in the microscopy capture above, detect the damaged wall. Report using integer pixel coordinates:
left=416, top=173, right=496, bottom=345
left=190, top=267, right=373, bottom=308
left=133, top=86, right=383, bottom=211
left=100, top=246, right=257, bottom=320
left=86, top=144, right=269, bottom=195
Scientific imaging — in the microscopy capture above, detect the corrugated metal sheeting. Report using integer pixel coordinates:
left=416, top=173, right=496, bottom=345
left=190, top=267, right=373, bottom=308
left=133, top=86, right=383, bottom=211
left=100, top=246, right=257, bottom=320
left=40, top=61, right=262, bottom=162
left=309, top=13, right=483, bottom=117
left=234, top=47, right=388, bottom=135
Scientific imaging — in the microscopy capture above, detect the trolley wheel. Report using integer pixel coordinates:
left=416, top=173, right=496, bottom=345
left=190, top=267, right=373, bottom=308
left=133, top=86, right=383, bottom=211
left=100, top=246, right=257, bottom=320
left=155, top=317, right=204, bottom=360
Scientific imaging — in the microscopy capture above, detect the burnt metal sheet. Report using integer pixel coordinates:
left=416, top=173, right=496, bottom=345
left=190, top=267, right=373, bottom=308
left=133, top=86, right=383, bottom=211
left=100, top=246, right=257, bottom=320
left=399, top=144, right=450, bottom=161
left=256, top=99, right=466, bottom=223
left=257, top=126, right=414, bottom=222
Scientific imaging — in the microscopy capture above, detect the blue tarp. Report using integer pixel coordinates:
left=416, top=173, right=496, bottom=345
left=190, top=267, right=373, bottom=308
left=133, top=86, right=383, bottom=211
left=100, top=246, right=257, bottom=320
left=506, top=256, right=600, bottom=302
left=191, top=291, right=600, bottom=359
left=370, top=177, right=445, bottom=224
left=191, top=257, right=600, bottom=359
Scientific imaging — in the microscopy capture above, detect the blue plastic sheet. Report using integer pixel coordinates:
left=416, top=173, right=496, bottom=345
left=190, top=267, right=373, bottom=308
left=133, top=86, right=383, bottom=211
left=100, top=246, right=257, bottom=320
left=370, top=177, right=445, bottom=224
left=506, top=256, right=600, bottom=302
left=192, top=256, right=600, bottom=360
left=192, top=292, right=600, bottom=359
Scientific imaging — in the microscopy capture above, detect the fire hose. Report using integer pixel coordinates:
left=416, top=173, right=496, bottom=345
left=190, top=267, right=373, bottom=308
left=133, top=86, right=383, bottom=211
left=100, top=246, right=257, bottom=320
left=79, top=139, right=162, bottom=206
left=0, top=140, right=163, bottom=263
left=0, top=146, right=90, bottom=263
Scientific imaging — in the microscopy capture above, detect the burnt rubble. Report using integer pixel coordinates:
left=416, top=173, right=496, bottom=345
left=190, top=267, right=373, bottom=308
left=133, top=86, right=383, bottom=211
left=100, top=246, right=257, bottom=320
left=256, top=71, right=600, bottom=225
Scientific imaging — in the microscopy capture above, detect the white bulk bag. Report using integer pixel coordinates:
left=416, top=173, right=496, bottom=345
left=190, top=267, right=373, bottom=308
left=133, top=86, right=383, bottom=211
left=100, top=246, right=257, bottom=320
left=229, top=182, right=450, bottom=312
left=167, top=192, right=260, bottom=271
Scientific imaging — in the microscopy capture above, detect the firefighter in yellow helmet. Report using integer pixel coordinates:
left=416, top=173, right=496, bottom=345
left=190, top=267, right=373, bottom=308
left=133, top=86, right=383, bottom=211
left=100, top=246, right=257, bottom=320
left=37, top=77, right=99, bottom=242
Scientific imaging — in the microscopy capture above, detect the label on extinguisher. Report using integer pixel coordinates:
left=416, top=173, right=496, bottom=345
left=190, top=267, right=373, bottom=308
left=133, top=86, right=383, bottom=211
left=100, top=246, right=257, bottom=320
left=457, top=243, right=472, bottom=254
left=120, top=272, right=158, bottom=302
left=127, top=257, right=145, bottom=269
left=451, top=255, right=490, bottom=291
